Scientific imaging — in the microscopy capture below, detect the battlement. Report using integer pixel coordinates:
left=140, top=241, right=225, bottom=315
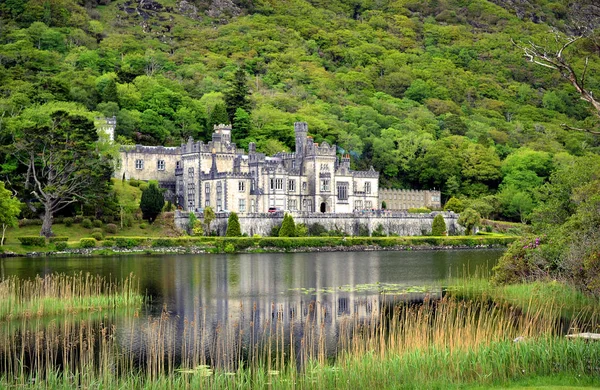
left=121, top=145, right=181, bottom=155
left=351, top=166, right=379, bottom=178
left=294, top=122, right=308, bottom=133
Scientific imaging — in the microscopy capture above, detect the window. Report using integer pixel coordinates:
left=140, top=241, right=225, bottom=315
left=365, top=182, right=371, bottom=194
left=354, top=200, right=363, bottom=210
left=365, top=201, right=372, bottom=209
left=250, top=199, right=255, bottom=213
left=303, top=199, right=312, bottom=212
left=216, top=181, right=222, bottom=211
left=251, top=179, right=255, bottom=192
left=270, top=178, right=283, bottom=190
left=238, top=181, right=245, bottom=192
left=204, top=183, right=210, bottom=207
left=288, top=179, right=296, bottom=192
left=239, top=199, right=246, bottom=213
left=157, top=160, right=165, bottom=171
left=337, top=182, right=348, bottom=200
left=302, top=182, right=307, bottom=191
left=176, top=161, right=181, bottom=169
left=292, top=160, right=296, bottom=169
left=188, top=167, right=194, bottom=177
left=135, top=159, right=144, bottom=170
left=320, top=179, right=330, bottom=192
left=187, top=182, right=195, bottom=210
left=288, top=199, right=297, bottom=211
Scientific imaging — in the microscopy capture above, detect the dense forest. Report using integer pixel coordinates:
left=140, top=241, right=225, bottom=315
left=0, top=0, right=599, bottom=221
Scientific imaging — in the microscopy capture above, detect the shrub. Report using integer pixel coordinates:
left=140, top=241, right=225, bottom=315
left=18, top=236, right=46, bottom=246
left=92, top=228, right=103, bottom=235
left=444, top=197, right=465, bottom=213
left=92, top=219, right=103, bottom=228
left=79, top=238, right=96, bottom=248
left=431, top=214, right=447, bottom=236
left=270, top=224, right=281, bottom=237
left=295, top=223, right=308, bottom=237
left=308, top=223, right=327, bottom=237
left=105, top=223, right=118, bottom=234
left=458, top=208, right=481, bottom=235
left=358, top=224, right=370, bottom=237
left=64, top=217, right=73, bottom=227
left=139, top=222, right=148, bottom=229
left=18, top=219, right=43, bottom=227
left=81, top=218, right=92, bottom=229
left=114, top=237, right=149, bottom=248
left=372, top=224, right=386, bottom=237
left=49, top=236, right=69, bottom=243
left=226, top=212, right=242, bottom=237
left=54, top=241, right=68, bottom=251
left=408, top=207, right=431, bottom=213
left=91, top=232, right=104, bottom=241
left=279, top=214, right=296, bottom=237
left=103, top=239, right=116, bottom=247
left=140, top=182, right=164, bottom=222
left=224, top=243, right=235, bottom=253
left=73, top=215, right=84, bottom=223
left=123, top=214, right=134, bottom=228
left=128, top=179, right=141, bottom=187
left=151, top=238, right=176, bottom=247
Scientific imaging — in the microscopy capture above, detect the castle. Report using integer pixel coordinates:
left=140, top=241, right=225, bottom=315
left=118, top=122, right=380, bottom=214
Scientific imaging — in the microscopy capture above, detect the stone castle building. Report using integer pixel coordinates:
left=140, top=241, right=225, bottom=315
left=378, top=188, right=442, bottom=210
left=118, top=122, right=380, bottom=214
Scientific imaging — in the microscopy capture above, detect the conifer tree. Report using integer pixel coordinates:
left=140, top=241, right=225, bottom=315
left=279, top=213, right=296, bottom=237
left=209, top=103, right=229, bottom=128
left=431, top=214, right=447, bottom=236
left=232, top=107, right=251, bottom=142
left=226, top=212, right=242, bottom=237
left=140, top=182, right=165, bottom=222
left=224, top=68, right=251, bottom=123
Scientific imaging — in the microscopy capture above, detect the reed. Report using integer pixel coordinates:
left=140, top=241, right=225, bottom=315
left=0, top=279, right=598, bottom=388
left=0, top=273, right=143, bottom=320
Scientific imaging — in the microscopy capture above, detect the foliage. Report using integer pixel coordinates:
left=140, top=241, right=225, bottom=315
left=457, top=208, right=481, bottom=235
left=408, top=207, right=431, bottom=213
left=444, top=197, right=465, bottom=213
left=431, top=214, right=447, bottom=236
left=279, top=213, right=296, bottom=237
left=91, top=232, right=103, bottom=241
left=63, top=217, right=73, bottom=227
left=139, top=182, right=164, bottom=222
left=17, top=236, right=46, bottom=246
left=224, top=68, right=251, bottom=123
left=105, top=223, right=118, bottom=234
left=81, top=218, right=92, bottom=229
left=79, top=238, right=96, bottom=248
left=225, top=212, right=242, bottom=237
left=92, top=219, right=103, bottom=228
left=48, top=236, right=68, bottom=243
left=381, top=201, right=387, bottom=210
left=372, top=224, right=386, bottom=237
left=54, top=241, right=67, bottom=251
left=202, top=207, right=215, bottom=236
left=0, top=181, right=21, bottom=245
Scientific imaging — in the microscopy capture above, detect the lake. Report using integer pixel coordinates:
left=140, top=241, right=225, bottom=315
left=0, top=249, right=504, bottom=368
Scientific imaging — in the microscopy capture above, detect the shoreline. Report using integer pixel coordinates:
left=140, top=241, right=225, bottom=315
left=2, top=243, right=509, bottom=258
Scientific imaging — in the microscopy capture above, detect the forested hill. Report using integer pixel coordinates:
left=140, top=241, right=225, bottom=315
left=1, top=0, right=599, bottom=221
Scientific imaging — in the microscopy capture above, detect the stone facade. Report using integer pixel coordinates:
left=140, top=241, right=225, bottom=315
left=118, top=122, right=380, bottom=214
left=379, top=188, right=442, bottom=210
left=174, top=210, right=461, bottom=237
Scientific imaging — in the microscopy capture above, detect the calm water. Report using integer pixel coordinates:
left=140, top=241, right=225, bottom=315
left=0, top=250, right=503, bottom=366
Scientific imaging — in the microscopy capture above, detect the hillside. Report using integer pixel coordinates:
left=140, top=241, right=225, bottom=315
left=0, top=0, right=599, bottom=223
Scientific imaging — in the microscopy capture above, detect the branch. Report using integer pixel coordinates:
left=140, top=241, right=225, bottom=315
left=560, top=123, right=600, bottom=135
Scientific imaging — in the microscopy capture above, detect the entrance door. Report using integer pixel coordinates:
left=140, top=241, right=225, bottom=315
left=320, top=202, right=326, bottom=213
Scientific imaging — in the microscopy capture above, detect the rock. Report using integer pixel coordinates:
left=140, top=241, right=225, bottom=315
left=177, top=0, right=202, bottom=20
left=139, top=0, right=163, bottom=11
left=206, top=0, right=243, bottom=19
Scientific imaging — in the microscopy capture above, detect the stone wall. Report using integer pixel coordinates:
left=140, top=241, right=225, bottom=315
left=174, top=211, right=462, bottom=237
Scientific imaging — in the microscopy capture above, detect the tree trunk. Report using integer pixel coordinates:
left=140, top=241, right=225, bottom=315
left=1, top=224, right=6, bottom=246
left=40, top=207, right=54, bottom=238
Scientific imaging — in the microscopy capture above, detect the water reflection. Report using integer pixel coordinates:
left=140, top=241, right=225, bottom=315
left=0, top=250, right=503, bottom=368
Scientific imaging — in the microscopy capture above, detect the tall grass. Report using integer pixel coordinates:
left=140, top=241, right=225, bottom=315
left=0, top=287, right=599, bottom=389
left=0, top=273, right=142, bottom=319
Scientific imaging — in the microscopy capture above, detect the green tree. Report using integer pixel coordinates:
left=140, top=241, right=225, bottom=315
left=203, top=206, right=215, bottom=236
left=0, top=181, right=21, bottom=245
left=444, top=197, right=464, bottom=213
left=279, top=213, right=296, bottom=237
left=381, top=201, right=387, bottom=209
left=139, top=182, right=164, bottom=222
left=232, top=107, right=251, bottom=143
left=209, top=103, right=229, bottom=128
left=188, top=211, right=198, bottom=235
left=458, top=208, right=481, bottom=235
left=224, top=68, right=251, bottom=123
left=431, top=214, right=446, bottom=236
left=226, top=212, right=242, bottom=237
left=12, top=110, right=113, bottom=237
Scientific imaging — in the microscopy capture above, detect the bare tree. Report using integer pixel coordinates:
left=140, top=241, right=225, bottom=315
left=513, top=0, right=600, bottom=135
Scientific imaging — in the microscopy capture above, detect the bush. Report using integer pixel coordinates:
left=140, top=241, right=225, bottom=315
left=92, top=219, right=103, bottom=228
left=18, top=219, right=43, bottom=227
left=408, top=207, right=431, bottom=213
left=279, top=214, right=296, bottom=237
left=79, top=238, right=96, bottom=248
left=123, top=214, right=134, bottom=228
left=73, top=215, right=83, bottom=223
left=444, top=197, right=465, bottom=213
left=91, top=232, right=104, bottom=241
left=372, top=224, right=386, bottom=237
left=224, top=243, right=235, bottom=253
left=295, top=223, right=308, bottom=237
left=105, top=223, right=118, bottom=234
left=18, top=236, right=46, bottom=246
left=91, top=228, right=103, bottom=235
left=49, top=236, right=69, bottom=243
left=358, top=224, right=370, bottom=237
left=307, top=223, right=327, bottom=237
left=151, top=238, right=176, bottom=247
left=114, top=237, right=150, bottom=248
left=128, top=179, right=141, bottom=187
left=64, top=217, right=74, bottom=227
left=431, top=214, right=447, bottom=236
left=81, top=218, right=92, bottom=229
left=226, top=212, right=242, bottom=237
left=54, top=241, right=68, bottom=251
left=270, top=224, right=280, bottom=237
left=139, top=222, right=148, bottom=229
left=103, top=238, right=116, bottom=247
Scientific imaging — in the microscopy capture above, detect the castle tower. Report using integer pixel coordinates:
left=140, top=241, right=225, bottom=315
left=95, top=116, right=116, bottom=142
left=294, top=122, right=308, bottom=156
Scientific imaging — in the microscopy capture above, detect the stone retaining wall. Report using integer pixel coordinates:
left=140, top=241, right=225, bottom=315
left=174, top=211, right=462, bottom=236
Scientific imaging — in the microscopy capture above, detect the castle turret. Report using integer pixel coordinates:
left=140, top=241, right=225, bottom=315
left=212, top=124, right=232, bottom=143
left=294, top=122, right=308, bottom=156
